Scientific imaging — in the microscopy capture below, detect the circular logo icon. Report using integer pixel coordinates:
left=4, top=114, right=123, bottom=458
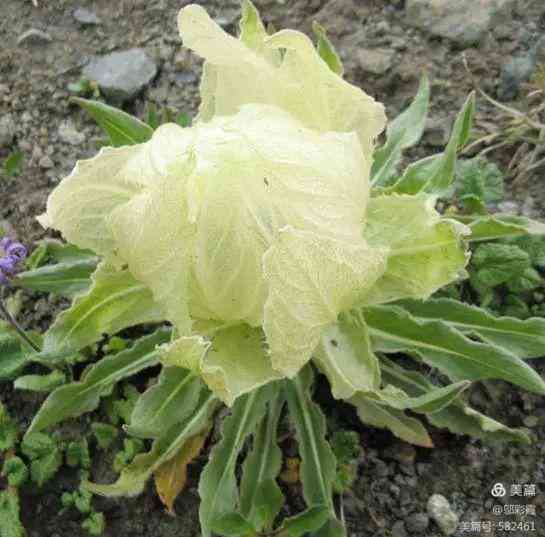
left=491, top=483, right=506, bottom=497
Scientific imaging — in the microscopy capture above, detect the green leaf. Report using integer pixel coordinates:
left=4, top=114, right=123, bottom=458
left=210, top=513, right=256, bottom=537
left=14, top=370, right=66, bottom=392
left=392, top=92, right=475, bottom=194
left=396, top=298, right=545, bottom=359
left=0, top=403, right=18, bottom=452
left=199, top=383, right=276, bottom=537
left=369, top=380, right=470, bottom=414
left=13, top=258, right=97, bottom=297
left=507, top=267, right=542, bottom=293
left=462, top=214, right=545, bottom=242
left=363, top=305, right=545, bottom=395
left=42, top=263, right=163, bottom=359
left=312, top=22, right=344, bottom=76
left=0, top=322, right=33, bottom=380
left=280, top=505, right=330, bottom=537
left=26, top=329, right=170, bottom=436
left=349, top=393, right=433, bottom=447
left=21, top=433, right=63, bottom=486
left=2, top=457, right=28, bottom=487
left=471, top=243, right=530, bottom=289
left=127, top=367, right=202, bottom=439
left=240, top=390, right=284, bottom=532
left=0, top=490, right=25, bottom=537
left=3, top=151, right=23, bottom=178
left=379, top=356, right=529, bottom=443
left=455, top=157, right=504, bottom=204
left=371, top=73, right=429, bottom=187
left=509, top=235, right=545, bottom=267
left=71, top=97, right=153, bottom=147
left=66, top=438, right=91, bottom=469
left=314, top=319, right=380, bottom=400
left=284, top=367, right=336, bottom=511
left=85, top=391, right=218, bottom=497
left=81, top=512, right=105, bottom=536
left=91, top=422, right=118, bottom=450
left=363, top=194, right=468, bottom=305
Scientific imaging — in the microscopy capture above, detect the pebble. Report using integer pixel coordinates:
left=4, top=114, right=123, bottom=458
left=425, top=116, right=451, bottom=147
left=498, top=51, right=538, bottom=100
left=405, top=0, right=515, bottom=47
left=427, top=494, right=459, bottom=535
left=17, top=28, right=52, bottom=46
left=73, top=7, right=102, bottom=25
left=357, top=48, right=395, bottom=75
left=82, top=48, right=157, bottom=102
left=58, top=120, right=85, bottom=146
left=405, top=512, right=430, bottom=533
left=392, top=520, right=408, bottom=537
left=497, top=200, right=519, bottom=214
left=0, top=114, right=16, bottom=148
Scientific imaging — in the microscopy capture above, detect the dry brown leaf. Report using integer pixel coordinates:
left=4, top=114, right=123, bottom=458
left=154, top=433, right=208, bottom=515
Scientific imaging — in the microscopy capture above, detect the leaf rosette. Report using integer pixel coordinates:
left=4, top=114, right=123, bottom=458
left=37, top=3, right=469, bottom=405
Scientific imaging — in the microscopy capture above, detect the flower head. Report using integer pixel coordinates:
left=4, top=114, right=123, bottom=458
left=0, top=237, right=27, bottom=284
left=37, top=2, right=468, bottom=405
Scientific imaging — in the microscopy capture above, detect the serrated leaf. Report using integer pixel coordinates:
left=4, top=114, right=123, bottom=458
left=348, top=393, right=433, bottom=447
left=0, top=490, right=24, bottom=537
left=240, top=390, right=284, bottom=532
left=0, top=322, right=33, bottom=381
left=314, top=319, right=380, bottom=400
left=0, top=403, right=18, bottom=452
left=71, top=97, right=153, bottom=146
left=41, top=263, right=163, bottom=360
left=397, top=298, right=545, bottom=359
left=368, top=380, right=470, bottom=414
left=22, top=433, right=62, bottom=486
left=86, top=391, right=218, bottom=497
left=363, top=305, right=545, bottom=395
left=26, top=329, right=170, bottom=437
left=154, top=431, right=207, bottom=515
left=199, top=383, right=276, bottom=537
left=127, top=367, right=202, bottom=439
left=13, top=258, right=97, bottom=297
left=363, top=194, right=469, bottom=305
left=455, top=157, right=504, bottom=204
left=280, top=505, right=330, bottom=537
left=14, top=370, right=65, bottom=392
left=210, top=513, right=256, bottom=537
left=462, top=214, right=545, bottom=242
left=379, top=356, right=529, bottom=443
left=312, top=22, right=344, bottom=76
left=392, top=92, right=475, bottom=194
left=284, top=367, right=336, bottom=511
left=371, top=73, right=430, bottom=187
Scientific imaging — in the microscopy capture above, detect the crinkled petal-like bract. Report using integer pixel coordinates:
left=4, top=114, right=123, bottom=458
left=363, top=194, right=470, bottom=305
left=178, top=4, right=386, bottom=156
left=162, top=325, right=281, bottom=405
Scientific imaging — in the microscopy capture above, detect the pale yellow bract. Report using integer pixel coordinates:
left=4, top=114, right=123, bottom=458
left=38, top=2, right=467, bottom=405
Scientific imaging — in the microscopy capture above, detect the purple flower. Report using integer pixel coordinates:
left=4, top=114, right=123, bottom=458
left=0, top=237, right=27, bottom=285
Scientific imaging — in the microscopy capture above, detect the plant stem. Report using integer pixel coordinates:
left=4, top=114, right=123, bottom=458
left=0, top=293, right=41, bottom=353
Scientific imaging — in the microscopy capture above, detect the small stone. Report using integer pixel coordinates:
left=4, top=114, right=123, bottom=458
left=83, top=48, right=157, bottom=102
left=523, top=415, right=539, bottom=428
left=497, top=200, right=519, bottom=214
left=58, top=120, right=85, bottom=146
left=498, top=52, right=537, bottom=100
left=376, top=20, right=391, bottom=35
left=427, top=494, right=459, bottom=535
left=39, top=156, right=54, bottom=169
left=73, top=7, right=102, bottom=25
left=357, top=48, right=394, bottom=75
left=405, top=512, right=429, bottom=533
left=17, top=28, right=52, bottom=46
left=522, top=195, right=538, bottom=218
left=392, top=520, right=408, bottom=537
left=425, top=116, right=451, bottom=147
left=0, top=114, right=16, bottom=148
left=406, top=0, right=515, bottom=47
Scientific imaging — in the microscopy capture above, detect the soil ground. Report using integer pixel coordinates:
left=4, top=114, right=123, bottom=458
left=1, top=1, right=545, bottom=536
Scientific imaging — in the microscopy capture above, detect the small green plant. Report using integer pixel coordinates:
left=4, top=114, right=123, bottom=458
left=1, top=2, right=545, bottom=537
left=2, top=151, right=23, bottom=178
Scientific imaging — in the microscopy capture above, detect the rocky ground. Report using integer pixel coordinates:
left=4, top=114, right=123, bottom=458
left=1, top=1, right=545, bottom=536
